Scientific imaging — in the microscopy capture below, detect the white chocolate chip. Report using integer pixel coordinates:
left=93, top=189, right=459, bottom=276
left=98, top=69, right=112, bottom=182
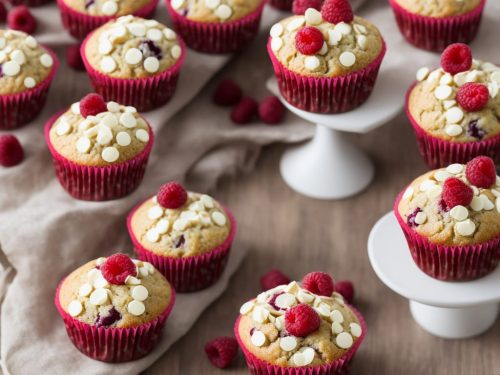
left=435, top=85, right=452, bottom=100
left=339, top=52, right=356, bottom=67
left=200, top=194, right=214, bottom=209
left=332, top=322, right=343, bottom=334
left=173, top=218, right=189, bottom=231
left=131, top=285, right=149, bottom=301
left=414, top=212, right=427, bottom=225
left=427, top=70, right=442, bottom=83
left=110, top=25, right=127, bottom=37
left=148, top=205, right=163, bottom=220
left=350, top=322, right=362, bottom=337
left=336, top=332, right=353, bottom=349
left=470, top=196, right=483, bottom=211
left=107, top=101, right=120, bottom=113
left=353, top=23, right=367, bottom=34
left=76, top=137, right=91, bottom=153
left=79, top=283, right=93, bottom=297
left=211, top=211, right=227, bottom=226
left=125, top=276, right=141, bottom=285
left=270, top=23, right=283, bottom=38
left=304, top=56, right=320, bottom=71
left=136, top=129, right=150, bottom=143
left=101, top=147, right=119, bottom=162
left=280, top=336, right=298, bottom=351
left=171, top=0, right=185, bottom=9
left=89, top=288, right=108, bottom=305
left=445, top=107, right=464, bottom=123
left=97, top=126, right=113, bottom=145
left=331, top=309, right=344, bottom=323
left=252, top=306, right=269, bottom=323
left=496, top=197, right=500, bottom=213
left=403, top=186, right=414, bottom=200
left=144, top=57, right=160, bottom=73
left=445, top=124, right=463, bottom=137
left=163, top=28, right=177, bottom=40
left=40, top=53, right=53, bottom=68
left=446, top=164, right=464, bottom=174
left=416, top=67, right=430, bottom=81
left=71, top=102, right=80, bottom=115
left=101, top=0, right=118, bottom=15
left=3, top=61, right=20, bottom=76
left=455, top=219, right=476, bottom=236
left=275, top=293, right=296, bottom=309
left=93, top=276, right=109, bottom=289
left=239, top=300, right=255, bottom=314
left=56, top=121, right=72, bottom=136
left=250, top=330, right=266, bottom=347
left=287, top=17, right=305, bottom=32
left=297, top=290, right=315, bottom=303
left=334, top=22, right=352, bottom=35
left=116, top=131, right=131, bottom=146
left=328, top=29, right=342, bottom=46
left=127, top=23, right=147, bottom=37
left=440, top=73, right=453, bottom=85
left=443, top=100, right=456, bottom=110
left=292, top=347, right=315, bottom=366
left=205, top=0, right=220, bottom=8
left=450, top=205, right=468, bottom=221
left=11, top=49, right=25, bottom=65
left=171, top=45, right=182, bottom=59
left=480, top=194, right=494, bottom=210
left=99, top=40, right=113, bottom=55
left=25, top=36, right=37, bottom=48
left=434, top=170, right=452, bottom=182
left=357, top=35, right=367, bottom=50
left=215, top=4, right=232, bottom=19
left=127, top=300, right=146, bottom=316
left=304, top=8, right=322, bottom=25
left=100, top=56, right=117, bottom=73
left=125, top=48, right=143, bottom=65
left=426, top=185, right=442, bottom=198
left=147, top=28, right=163, bottom=42
left=419, top=180, right=436, bottom=192
left=68, top=300, right=83, bottom=317
left=318, top=42, right=328, bottom=55
left=271, top=37, right=283, bottom=52
left=146, top=228, right=160, bottom=242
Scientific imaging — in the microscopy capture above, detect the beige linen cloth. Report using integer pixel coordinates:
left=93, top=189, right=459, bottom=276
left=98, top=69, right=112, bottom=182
left=0, top=0, right=499, bottom=374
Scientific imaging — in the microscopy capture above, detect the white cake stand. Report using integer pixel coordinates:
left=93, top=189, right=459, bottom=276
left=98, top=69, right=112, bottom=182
left=368, top=212, right=500, bottom=339
left=267, top=67, right=407, bottom=200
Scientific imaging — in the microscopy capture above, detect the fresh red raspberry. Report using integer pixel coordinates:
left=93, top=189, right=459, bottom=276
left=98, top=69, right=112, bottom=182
left=0, top=135, right=24, bottom=167
left=66, top=43, right=85, bottom=71
left=260, top=269, right=290, bottom=291
left=292, top=0, right=323, bottom=15
left=157, top=181, right=188, bottom=208
left=465, top=156, right=496, bottom=188
left=456, top=83, right=489, bottom=112
left=442, top=177, right=473, bottom=209
left=321, top=0, right=353, bottom=24
left=0, top=2, right=7, bottom=23
left=295, top=26, right=324, bottom=56
left=100, top=254, right=137, bottom=285
left=231, top=97, right=258, bottom=125
left=204, top=337, right=239, bottom=369
left=440, top=43, right=472, bottom=75
left=258, top=96, right=285, bottom=125
left=7, top=6, right=37, bottom=35
left=79, top=93, right=107, bottom=118
left=213, top=79, right=243, bottom=107
left=285, top=304, right=321, bottom=337
left=302, top=272, right=334, bottom=296
left=335, top=280, right=354, bottom=304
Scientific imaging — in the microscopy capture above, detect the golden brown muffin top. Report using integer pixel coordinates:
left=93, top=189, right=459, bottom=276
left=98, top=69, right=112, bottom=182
left=169, top=0, right=263, bottom=23
left=63, top=0, right=153, bottom=16
left=394, top=0, right=482, bottom=18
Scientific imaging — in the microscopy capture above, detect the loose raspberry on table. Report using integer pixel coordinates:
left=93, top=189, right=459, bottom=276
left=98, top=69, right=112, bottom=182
left=292, top=0, right=323, bottom=15
left=260, top=269, right=290, bottom=291
left=456, top=83, right=489, bottom=112
left=440, top=43, right=472, bottom=75
left=66, top=43, right=85, bottom=71
left=285, top=304, right=321, bottom=337
left=0, top=135, right=24, bottom=167
left=204, top=336, right=239, bottom=369
left=465, top=156, right=496, bottom=188
left=79, top=93, right=107, bottom=118
left=302, top=271, right=334, bottom=296
left=321, top=0, right=353, bottom=24
left=0, top=2, right=7, bottom=23
left=335, top=280, right=354, bottom=304
left=157, top=181, right=188, bottom=209
left=100, top=254, right=137, bottom=285
left=7, top=6, right=37, bottom=35
left=295, top=26, right=324, bottom=56
left=258, top=96, right=285, bottom=125
left=442, top=177, right=473, bottom=209
left=231, top=97, right=258, bottom=125
left=213, top=79, right=242, bottom=107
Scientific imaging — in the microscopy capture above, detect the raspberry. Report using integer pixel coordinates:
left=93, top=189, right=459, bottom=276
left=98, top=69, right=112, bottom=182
left=465, top=156, right=496, bottom=188
left=321, top=0, right=353, bottom=24
left=335, top=280, right=354, bottom=304
left=292, top=0, right=323, bottom=15
left=100, top=254, right=136, bottom=285
left=260, top=269, right=290, bottom=291
left=7, top=6, right=37, bottom=35
left=79, top=93, right=107, bottom=118
left=285, top=304, right=321, bottom=337
left=440, top=43, right=472, bottom=75
left=295, top=26, right=324, bottom=56
left=0, top=2, right=7, bottom=23
left=456, top=83, right=489, bottom=112
left=231, top=97, right=258, bottom=125
left=302, top=272, right=334, bottom=296
left=0, top=135, right=24, bottom=167
left=442, top=177, right=473, bottom=209
left=258, top=96, right=286, bottom=125
left=157, top=181, right=188, bottom=209
left=66, top=43, right=85, bottom=71
left=213, top=79, right=242, bottom=107
left=204, top=337, right=238, bottom=369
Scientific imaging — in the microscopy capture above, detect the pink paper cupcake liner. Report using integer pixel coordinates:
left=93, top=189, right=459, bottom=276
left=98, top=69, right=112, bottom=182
left=234, top=305, right=366, bottom=375
left=0, top=47, right=58, bottom=130
left=405, top=84, right=500, bottom=169
left=8, top=0, right=52, bottom=6
left=127, top=204, right=237, bottom=292
left=269, top=0, right=292, bottom=11
left=55, top=280, right=175, bottom=362
left=44, top=113, right=154, bottom=201
left=394, top=192, right=500, bottom=281
left=165, top=0, right=266, bottom=54
left=57, top=0, right=159, bottom=40
left=388, top=0, right=486, bottom=52
left=268, top=39, right=386, bottom=114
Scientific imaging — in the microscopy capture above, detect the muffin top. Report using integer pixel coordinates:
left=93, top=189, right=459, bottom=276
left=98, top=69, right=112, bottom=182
left=237, top=275, right=363, bottom=367
left=84, top=16, right=183, bottom=79
left=394, top=0, right=482, bottom=18
left=59, top=254, right=173, bottom=328
left=169, top=0, right=263, bottom=23
left=130, top=182, right=232, bottom=258
left=0, top=30, right=55, bottom=95
left=49, top=94, right=151, bottom=167
left=409, top=44, right=500, bottom=142
left=397, top=157, right=500, bottom=246
left=63, top=0, right=152, bottom=16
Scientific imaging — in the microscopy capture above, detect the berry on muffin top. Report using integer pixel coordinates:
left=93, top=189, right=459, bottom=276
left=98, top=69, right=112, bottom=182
left=170, top=0, right=263, bottom=23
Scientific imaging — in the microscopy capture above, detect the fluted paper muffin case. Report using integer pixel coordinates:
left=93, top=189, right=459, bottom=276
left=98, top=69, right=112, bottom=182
left=9, top=0, right=53, bottom=6
left=394, top=192, right=500, bottom=281
left=388, top=0, right=485, bottom=52
left=0, top=48, right=58, bottom=130
left=127, top=205, right=237, bottom=292
left=269, top=0, right=292, bottom=11
left=44, top=113, right=154, bottom=201
left=234, top=306, right=366, bottom=375
left=54, top=280, right=176, bottom=362
left=165, top=0, right=266, bottom=54
left=57, top=0, right=159, bottom=40
left=268, top=40, right=386, bottom=114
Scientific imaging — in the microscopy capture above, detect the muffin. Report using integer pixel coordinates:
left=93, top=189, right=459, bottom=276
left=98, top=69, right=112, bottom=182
left=81, top=16, right=185, bottom=111
left=395, top=156, right=500, bottom=281
left=235, top=272, right=366, bottom=374
left=44, top=93, right=154, bottom=201
left=165, top=0, right=266, bottom=53
left=407, top=43, right=500, bottom=168
left=55, top=253, right=175, bottom=362
left=389, top=0, right=486, bottom=52
left=127, top=181, right=237, bottom=292
left=268, top=0, right=386, bottom=113
left=57, top=0, right=159, bottom=40
left=0, top=30, right=58, bottom=130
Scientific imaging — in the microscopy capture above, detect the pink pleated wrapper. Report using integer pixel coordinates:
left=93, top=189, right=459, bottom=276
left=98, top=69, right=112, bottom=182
left=57, top=0, right=159, bottom=40
left=234, top=305, right=367, bottom=375
left=388, top=0, right=486, bottom=52
left=405, top=83, right=500, bottom=169
left=269, top=0, right=292, bottom=11
left=44, top=113, right=154, bottom=201
left=268, top=39, right=386, bottom=114
left=394, top=192, right=500, bottom=281
left=9, top=0, right=53, bottom=6
left=54, top=280, right=176, bottom=362
left=127, top=203, right=237, bottom=292
left=165, top=0, right=266, bottom=54
left=0, top=47, right=58, bottom=130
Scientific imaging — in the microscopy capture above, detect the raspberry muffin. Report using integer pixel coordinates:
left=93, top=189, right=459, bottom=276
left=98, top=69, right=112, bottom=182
left=0, top=30, right=58, bottom=130
left=407, top=43, right=500, bottom=168
left=55, top=253, right=175, bottom=362
left=45, top=94, right=154, bottom=201
left=58, top=0, right=159, bottom=39
left=389, top=0, right=486, bottom=52
left=235, top=272, right=366, bottom=374
left=127, top=182, right=237, bottom=292
left=395, top=156, right=500, bottom=281
left=268, top=0, right=386, bottom=113
left=81, top=16, right=185, bottom=111
left=165, top=0, right=266, bottom=53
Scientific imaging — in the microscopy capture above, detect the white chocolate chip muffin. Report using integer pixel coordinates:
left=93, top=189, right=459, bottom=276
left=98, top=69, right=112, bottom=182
left=62, top=0, right=154, bottom=16
left=394, top=0, right=482, bottom=18
left=169, top=0, right=263, bottom=23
